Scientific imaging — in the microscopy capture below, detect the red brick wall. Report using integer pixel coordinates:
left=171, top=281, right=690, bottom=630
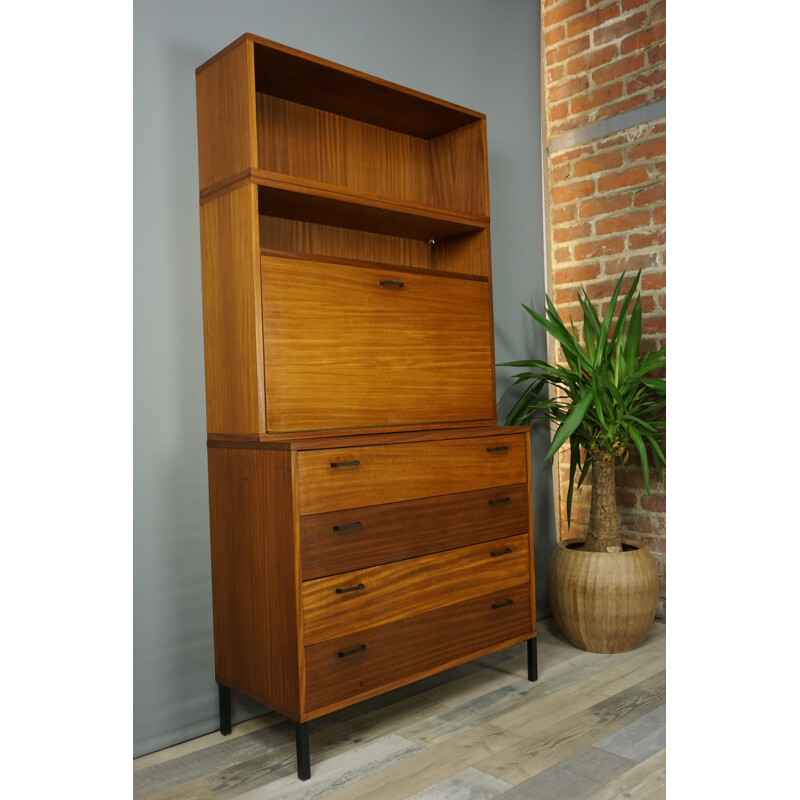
left=542, top=0, right=666, bottom=618
left=544, top=0, right=666, bottom=138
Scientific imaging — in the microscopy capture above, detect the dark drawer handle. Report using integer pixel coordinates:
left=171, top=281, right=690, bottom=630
left=330, top=460, right=360, bottom=468
left=492, top=599, right=515, bottom=610
left=490, top=548, right=513, bottom=558
left=379, top=280, right=405, bottom=288
left=486, top=445, right=509, bottom=452
left=489, top=497, right=511, bottom=505
left=333, top=522, right=364, bottom=532
left=338, top=644, right=367, bottom=658
left=335, top=583, right=366, bottom=595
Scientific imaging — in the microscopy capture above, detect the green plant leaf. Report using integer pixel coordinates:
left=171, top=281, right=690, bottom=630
left=624, top=295, right=643, bottom=374
left=627, top=424, right=651, bottom=495
left=565, top=437, right=582, bottom=527
left=544, top=389, right=594, bottom=462
left=609, top=271, right=641, bottom=352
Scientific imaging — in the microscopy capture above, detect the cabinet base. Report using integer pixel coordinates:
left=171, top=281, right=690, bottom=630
left=216, top=636, right=538, bottom=780
left=218, top=682, right=232, bottom=736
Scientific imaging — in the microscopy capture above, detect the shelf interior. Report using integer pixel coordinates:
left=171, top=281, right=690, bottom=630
left=251, top=39, right=481, bottom=139
left=259, top=215, right=490, bottom=278
left=256, top=94, right=489, bottom=218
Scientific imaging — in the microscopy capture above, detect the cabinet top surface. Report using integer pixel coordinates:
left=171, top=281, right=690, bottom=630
left=208, top=426, right=529, bottom=452
left=196, top=33, right=485, bottom=140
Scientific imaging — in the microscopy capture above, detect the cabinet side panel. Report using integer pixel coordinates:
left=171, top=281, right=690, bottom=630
left=200, top=184, right=265, bottom=434
left=196, top=39, right=256, bottom=191
left=430, top=121, right=488, bottom=217
left=207, top=447, right=301, bottom=718
left=431, top=230, right=490, bottom=280
left=524, top=427, right=537, bottom=630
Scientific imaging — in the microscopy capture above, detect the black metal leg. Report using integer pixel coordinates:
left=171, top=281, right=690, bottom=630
left=527, top=636, right=538, bottom=682
left=218, top=683, right=232, bottom=735
left=296, top=721, right=311, bottom=780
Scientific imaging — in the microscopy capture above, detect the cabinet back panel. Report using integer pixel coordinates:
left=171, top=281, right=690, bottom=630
left=259, top=216, right=432, bottom=270
left=261, top=255, right=495, bottom=432
left=256, top=94, right=487, bottom=216
left=260, top=217, right=490, bottom=278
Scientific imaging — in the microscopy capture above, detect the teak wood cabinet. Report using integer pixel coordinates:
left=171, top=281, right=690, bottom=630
left=195, top=33, right=537, bottom=780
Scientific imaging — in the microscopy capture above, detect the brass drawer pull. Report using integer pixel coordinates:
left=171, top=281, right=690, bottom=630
left=379, top=279, right=405, bottom=288
left=335, top=583, right=366, bottom=595
left=333, top=522, right=364, bottom=532
left=486, top=445, right=509, bottom=452
left=330, top=460, right=360, bottom=468
left=490, top=548, right=513, bottom=558
left=489, top=497, right=511, bottom=505
left=338, top=644, right=367, bottom=658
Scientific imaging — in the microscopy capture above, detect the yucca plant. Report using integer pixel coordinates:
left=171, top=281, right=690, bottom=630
left=499, top=271, right=665, bottom=553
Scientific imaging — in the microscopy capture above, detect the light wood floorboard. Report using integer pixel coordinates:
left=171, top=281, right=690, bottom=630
left=134, top=619, right=666, bottom=800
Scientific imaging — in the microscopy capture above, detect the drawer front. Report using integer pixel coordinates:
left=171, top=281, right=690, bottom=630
left=261, top=255, right=495, bottom=432
left=297, top=433, right=527, bottom=515
left=304, top=583, right=532, bottom=713
left=302, top=533, right=529, bottom=645
left=300, top=484, right=529, bottom=580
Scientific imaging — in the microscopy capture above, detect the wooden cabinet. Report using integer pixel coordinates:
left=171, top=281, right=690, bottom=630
left=207, top=429, right=534, bottom=720
left=196, top=33, right=536, bottom=780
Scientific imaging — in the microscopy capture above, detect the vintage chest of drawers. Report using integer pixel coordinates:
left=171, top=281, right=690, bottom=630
left=196, top=33, right=537, bottom=779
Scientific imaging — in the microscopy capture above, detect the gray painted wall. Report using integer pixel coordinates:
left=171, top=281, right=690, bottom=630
left=133, top=0, right=553, bottom=758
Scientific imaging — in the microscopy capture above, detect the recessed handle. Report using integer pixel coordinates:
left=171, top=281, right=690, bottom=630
left=333, top=522, right=364, bottom=532
left=489, top=497, right=511, bottom=505
left=490, top=548, right=513, bottom=558
left=486, top=445, right=509, bottom=453
left=338, top=644, right=367, bottom=658
left=335, top=583, right=366, bottom=595
left=379, top=280, right=405, bottom=288
left=492, top=599, right=515, bottom=610
left=330, top=460, right=360, bottom=468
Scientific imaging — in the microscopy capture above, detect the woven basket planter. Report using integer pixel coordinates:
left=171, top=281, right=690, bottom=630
left=548, top=537, right=659, bottom=654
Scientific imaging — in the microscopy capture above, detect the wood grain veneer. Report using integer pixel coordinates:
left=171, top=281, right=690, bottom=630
left=244, top=34, right=483, bottom=139
left=259, top=217, right=433, bottom=271
left=261, top=255, right=495, bottom=433
left=296, top=434, right=527, bottom=515
left=299, top=483, right=529, bottom=580
left=196, top=37, right=256, bottom=192
left=259, top=220, right=491, bottom=278
left=207, top=447, right=302, bottom=718
left=200, top=183, right=264, bottom=434
left=303, top=584, right=531, bottom=714
left=302, top=534, right=529, bottom=645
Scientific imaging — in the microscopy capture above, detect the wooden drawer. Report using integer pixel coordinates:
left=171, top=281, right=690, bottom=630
left=300, top=484, right=529, bottom=579
left=304, top=583, right=532, bottom=713
left=302, top=533, right=528, bottom=645
left=297, top=433, right=528, bottom=515
left=261, top=255, right=495, bottom=432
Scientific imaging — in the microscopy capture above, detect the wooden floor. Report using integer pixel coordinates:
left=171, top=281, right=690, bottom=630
left=134, top=618, right=666, bottom=800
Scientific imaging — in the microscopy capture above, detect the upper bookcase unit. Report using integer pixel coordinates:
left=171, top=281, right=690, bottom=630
left=196, top=34, right=490, bottom=243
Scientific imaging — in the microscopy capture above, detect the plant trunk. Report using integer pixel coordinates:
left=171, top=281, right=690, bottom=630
left=584, top=453, right=622, bottom=553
